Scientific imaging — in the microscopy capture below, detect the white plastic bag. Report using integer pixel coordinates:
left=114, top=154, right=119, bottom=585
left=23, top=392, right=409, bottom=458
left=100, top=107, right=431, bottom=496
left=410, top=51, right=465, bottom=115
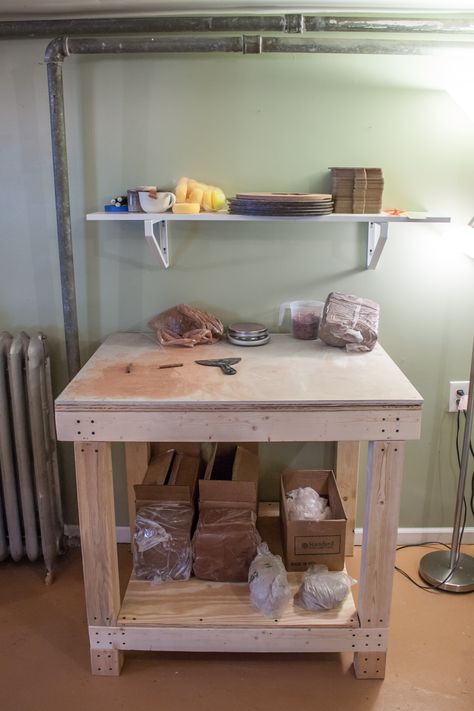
left=248, top=542, right=292, bottom=618
left=286, top=486, right=332, bottom=521
left=295, top=564, right=356, bottom=611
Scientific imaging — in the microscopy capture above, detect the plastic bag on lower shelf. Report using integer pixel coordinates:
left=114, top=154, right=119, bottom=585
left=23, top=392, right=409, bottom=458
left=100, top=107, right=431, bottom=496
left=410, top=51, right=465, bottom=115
left=286, top=486, right=332, bottom=521
left=248, top=543, right=292, bottom=618
left=295, top=565, right=356, bottom=611
left=133, top=503, right=194, bottom=583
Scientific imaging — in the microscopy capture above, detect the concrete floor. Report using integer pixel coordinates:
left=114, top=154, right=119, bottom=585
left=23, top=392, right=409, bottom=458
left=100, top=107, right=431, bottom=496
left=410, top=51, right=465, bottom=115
left=0, top=544, right=473, bottom=711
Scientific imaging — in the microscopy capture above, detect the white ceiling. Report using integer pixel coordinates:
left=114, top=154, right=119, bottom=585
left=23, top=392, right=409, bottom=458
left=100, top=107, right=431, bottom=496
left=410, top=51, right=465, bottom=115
left=1, top=1, right=474, bottom=21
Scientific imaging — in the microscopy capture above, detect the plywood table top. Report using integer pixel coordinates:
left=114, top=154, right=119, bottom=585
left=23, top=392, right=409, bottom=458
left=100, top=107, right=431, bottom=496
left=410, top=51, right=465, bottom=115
left=56, top=332, right=422, bottom=412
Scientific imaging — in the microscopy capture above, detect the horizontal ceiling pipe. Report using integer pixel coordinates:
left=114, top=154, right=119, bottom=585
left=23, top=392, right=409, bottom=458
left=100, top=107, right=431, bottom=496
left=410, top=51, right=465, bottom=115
left=45, top=35, right=247, bottom=61
left=4, top=13, right=474, bottom=40
left=305, top=15, right=474, bottom=33
left=260, top=36, right=474, bottom=55
left=4, top=14, right=293, bottom=39
left=45, top=34, right=474, bottom=62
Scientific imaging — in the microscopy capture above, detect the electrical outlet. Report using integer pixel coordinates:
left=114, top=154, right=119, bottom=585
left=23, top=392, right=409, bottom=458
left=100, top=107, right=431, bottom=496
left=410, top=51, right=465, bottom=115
left=448, top=381, right=469, bottom=412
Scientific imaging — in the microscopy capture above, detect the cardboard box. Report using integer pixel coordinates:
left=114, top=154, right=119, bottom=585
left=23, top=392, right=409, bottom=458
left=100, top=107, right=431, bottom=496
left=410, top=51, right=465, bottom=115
left=199, top=443, right=259, bottom=513
left=134, top=451, right=202, bottom=513
left=151, top=442, right=201, bottom=458
left=142, top=449, right=175, bottom=485
left=280, top=469, right=347, bottom=571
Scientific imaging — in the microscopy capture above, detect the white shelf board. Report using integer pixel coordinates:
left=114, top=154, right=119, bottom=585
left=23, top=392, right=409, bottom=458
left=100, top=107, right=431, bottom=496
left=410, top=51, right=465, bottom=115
left=87, top=211, right=450, bottom=224
left=86, top=210, right=451, bottom=270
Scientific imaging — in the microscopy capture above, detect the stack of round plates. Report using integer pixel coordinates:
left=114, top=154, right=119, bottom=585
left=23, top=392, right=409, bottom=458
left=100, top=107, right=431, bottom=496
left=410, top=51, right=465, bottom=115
left=227, top=322, right=270, bottom=347
left=228, top=192, right=334, bottom=217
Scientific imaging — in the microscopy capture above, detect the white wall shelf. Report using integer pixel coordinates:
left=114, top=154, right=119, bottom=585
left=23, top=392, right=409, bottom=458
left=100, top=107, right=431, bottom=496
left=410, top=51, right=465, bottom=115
left=86, top=211, right=451, bottom=270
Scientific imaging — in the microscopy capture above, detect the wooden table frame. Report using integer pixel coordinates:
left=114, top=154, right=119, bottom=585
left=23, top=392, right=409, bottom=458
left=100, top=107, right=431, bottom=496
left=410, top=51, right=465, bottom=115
left=55, top=333, right=422, bottom=679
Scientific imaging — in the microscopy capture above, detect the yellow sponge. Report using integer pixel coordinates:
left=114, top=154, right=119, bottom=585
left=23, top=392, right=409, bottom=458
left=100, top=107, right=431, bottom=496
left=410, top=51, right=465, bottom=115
left=172, top=202, right=201, bottom=214
left=175, top=177, right=188, bottom=203
left=175, top=176, right=226, bottom=212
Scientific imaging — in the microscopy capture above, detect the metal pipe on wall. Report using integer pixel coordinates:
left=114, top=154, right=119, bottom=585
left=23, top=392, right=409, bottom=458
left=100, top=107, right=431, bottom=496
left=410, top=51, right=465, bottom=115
left=56, top=33, right=474, bottom=58
left=46, top=39, right=81, bottom=379
left=3, top=13, right=474, bottom=40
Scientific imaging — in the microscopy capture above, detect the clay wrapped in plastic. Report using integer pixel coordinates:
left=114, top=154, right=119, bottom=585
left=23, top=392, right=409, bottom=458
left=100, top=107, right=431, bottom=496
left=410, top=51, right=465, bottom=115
left=148, top=303, right=224, bottom=347
left=318, top=292, right=380, bottom=352
left=133, top=503, right=194, bottom=582
left=295, top=564, right=356, bottom=611
left=192, top=508, right=261, bottom=582
left=248, top=542, right=291, bottom=618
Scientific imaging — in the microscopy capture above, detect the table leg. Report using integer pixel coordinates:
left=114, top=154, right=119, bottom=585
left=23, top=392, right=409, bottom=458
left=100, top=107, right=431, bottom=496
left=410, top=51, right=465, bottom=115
left=354, top=441, right=405, bottom=680
left=124, top=442, right=151, bottom=546
left=335, top=441, right=360, bottom=556
left=74, top=442, right=123, bottom=676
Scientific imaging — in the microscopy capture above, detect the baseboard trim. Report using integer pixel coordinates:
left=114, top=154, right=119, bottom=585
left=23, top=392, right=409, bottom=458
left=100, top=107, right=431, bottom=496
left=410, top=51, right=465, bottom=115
left=64, top=525, right=474, bottom=546
left=355, top=527, right=474, bottom=545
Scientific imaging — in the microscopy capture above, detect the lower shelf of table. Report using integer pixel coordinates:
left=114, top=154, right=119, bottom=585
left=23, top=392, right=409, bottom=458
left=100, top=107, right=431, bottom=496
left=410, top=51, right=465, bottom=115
left=118, top=572, right=358, bottom=629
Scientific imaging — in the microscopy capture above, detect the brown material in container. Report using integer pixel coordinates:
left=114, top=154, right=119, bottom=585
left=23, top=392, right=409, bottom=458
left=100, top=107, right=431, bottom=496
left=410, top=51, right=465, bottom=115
left=133, top=502, right=194, bottom=582
left=192, top=508, right=260, bottom=582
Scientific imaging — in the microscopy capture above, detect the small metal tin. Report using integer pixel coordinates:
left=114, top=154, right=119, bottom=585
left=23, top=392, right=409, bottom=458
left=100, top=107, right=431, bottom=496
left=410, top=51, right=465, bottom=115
left=227, top=333, right=271, bottom=347
left=227, top=322, right=270, bottom=346
left=228, top=322, right=268, bottom=338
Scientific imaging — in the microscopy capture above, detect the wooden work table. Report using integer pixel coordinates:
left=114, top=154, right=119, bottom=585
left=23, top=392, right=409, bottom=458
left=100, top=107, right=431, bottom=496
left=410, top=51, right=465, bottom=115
left=55, top=332, right=423, bottom=678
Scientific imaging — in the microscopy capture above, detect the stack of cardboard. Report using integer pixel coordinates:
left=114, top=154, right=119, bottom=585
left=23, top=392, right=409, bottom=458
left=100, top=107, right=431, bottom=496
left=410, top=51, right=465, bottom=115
left=330, top=167, right=384, bottom=214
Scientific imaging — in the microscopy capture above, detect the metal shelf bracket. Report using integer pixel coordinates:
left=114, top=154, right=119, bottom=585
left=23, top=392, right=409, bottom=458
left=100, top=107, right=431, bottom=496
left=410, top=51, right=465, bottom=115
left=367, top=221, right=389, bottom=269
left=144, top=219, right=170, bottom=268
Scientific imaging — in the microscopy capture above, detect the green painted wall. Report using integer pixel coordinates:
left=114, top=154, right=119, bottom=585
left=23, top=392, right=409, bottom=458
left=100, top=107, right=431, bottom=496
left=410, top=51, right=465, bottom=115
left=1, top=39, right=473, bottom=528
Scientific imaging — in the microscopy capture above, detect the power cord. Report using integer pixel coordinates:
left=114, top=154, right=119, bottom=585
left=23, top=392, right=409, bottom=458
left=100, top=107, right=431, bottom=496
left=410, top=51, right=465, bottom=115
left=394, top=408, right=473, bottom=593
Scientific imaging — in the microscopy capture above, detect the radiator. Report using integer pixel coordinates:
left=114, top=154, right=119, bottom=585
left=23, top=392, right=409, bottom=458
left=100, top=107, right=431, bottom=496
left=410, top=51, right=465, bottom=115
left=0, top=332, right=64, bottom=583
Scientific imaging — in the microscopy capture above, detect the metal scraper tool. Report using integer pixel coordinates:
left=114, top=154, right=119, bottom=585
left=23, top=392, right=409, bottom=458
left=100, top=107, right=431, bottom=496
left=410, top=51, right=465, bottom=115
left=195, top=357, right=241, bottom=375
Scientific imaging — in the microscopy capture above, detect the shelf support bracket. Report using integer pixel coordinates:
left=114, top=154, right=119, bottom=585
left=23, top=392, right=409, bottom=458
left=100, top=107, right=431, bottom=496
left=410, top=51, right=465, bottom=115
left=144, top=219, right=170, bottom=268
left=367, top=221, right=388, bottom=269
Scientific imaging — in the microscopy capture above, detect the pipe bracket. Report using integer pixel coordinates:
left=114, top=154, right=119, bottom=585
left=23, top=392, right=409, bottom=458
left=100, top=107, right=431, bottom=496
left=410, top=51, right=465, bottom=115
left=243, top=35, right=262, bottom=54
left=286, top=14, right=305, bottom=34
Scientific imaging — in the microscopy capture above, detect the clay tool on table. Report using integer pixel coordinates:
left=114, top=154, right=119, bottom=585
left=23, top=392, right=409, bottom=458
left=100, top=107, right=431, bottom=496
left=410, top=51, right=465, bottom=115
left=158, top=362, right=183, bottom=369
left=195, top=357, right=241, bottom=375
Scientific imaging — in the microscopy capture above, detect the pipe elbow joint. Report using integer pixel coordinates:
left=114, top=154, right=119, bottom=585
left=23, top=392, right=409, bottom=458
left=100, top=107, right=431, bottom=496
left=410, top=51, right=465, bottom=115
left=45, top=36, right=68, bottom=63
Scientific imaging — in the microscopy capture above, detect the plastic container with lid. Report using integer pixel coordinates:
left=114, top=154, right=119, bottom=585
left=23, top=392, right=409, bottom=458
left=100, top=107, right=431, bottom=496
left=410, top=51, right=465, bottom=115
left=279, top=300, right=324, bottom=340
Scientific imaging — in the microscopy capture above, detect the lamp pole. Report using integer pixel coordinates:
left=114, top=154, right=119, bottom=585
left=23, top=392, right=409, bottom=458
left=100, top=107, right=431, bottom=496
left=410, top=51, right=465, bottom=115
left=419, top=336, right=474, bottom=592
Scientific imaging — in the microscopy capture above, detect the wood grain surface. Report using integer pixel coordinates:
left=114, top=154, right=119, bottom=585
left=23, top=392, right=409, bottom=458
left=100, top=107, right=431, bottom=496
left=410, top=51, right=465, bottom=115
left=56, top=333, right=423, bottom=411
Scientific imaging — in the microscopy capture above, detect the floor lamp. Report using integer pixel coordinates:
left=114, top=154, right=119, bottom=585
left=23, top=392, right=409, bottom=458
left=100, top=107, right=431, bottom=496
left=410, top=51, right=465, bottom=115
left=419, top=337, right=474, bottom=591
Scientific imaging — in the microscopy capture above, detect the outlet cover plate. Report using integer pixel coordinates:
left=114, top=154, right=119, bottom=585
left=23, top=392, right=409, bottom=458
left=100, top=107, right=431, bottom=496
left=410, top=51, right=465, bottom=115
left=448, top=381, right=469, bottom=412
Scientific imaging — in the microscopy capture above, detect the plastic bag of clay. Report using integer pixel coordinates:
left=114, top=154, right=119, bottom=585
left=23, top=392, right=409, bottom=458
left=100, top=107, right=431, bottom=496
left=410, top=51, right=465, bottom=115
left=318, top=292, right=380, bottom=352
left=192, top=508, right=261, bottom=582
left=286, top=487, right=332, bottom=521
left=295, top=565, right=357, bottom=611
left=148, top=303, right=224, bottom=347
left=133, top=503, right=194, bottom=582
left=248, top=543, right=292, bottom=618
